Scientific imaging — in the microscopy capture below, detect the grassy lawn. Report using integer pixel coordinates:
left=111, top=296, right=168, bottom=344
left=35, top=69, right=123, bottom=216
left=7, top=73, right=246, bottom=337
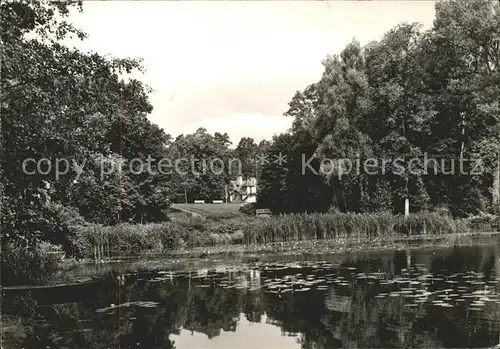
left=171, top=203, right=244, bottom=218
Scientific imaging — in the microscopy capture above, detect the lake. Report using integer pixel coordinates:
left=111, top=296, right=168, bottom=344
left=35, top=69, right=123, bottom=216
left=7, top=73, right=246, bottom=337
left=4, top=241, right=500, bottom=348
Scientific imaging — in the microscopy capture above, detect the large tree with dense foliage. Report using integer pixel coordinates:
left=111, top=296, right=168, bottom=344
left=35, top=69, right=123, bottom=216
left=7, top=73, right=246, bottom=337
left=166, top=128, right=232, bottom=203
left=258, top=0, right=500, bottom=217
left=1, top=1, right=172, bottom=251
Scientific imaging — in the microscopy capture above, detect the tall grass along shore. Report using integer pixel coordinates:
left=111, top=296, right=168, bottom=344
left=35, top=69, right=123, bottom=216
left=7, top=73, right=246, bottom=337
left=66, top=211, right=484, bottom=259
left=2, top=211, right=495, bottom=287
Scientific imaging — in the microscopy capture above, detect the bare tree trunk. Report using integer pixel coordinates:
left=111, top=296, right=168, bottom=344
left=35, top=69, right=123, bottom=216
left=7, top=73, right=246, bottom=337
left=459, top=112, right=466, bottom=159
left=336, top=180, right=347, bottom=212
left=493, top=153, right=500, bottom=208
left=404, top=199, right=410, bottom=217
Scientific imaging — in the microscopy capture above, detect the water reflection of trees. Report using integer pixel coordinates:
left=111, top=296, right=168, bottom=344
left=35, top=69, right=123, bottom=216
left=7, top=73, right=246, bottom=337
left=5, top=245, right=500, bottom=349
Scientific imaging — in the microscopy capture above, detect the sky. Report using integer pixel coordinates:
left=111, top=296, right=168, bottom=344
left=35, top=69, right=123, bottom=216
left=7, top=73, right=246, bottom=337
left=66, top=1, right=437, bottom=145
left=171, top=314, right=301, bottom=349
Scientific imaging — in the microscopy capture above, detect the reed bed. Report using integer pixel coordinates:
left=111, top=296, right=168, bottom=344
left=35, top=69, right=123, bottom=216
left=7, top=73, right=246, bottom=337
left=72, top=212, right=472, bottom=259
left=74, top=222, right=188, bottom=259
left=74, top=218, right=253, bottom=258
left=241, top=212, right=468, bottom=245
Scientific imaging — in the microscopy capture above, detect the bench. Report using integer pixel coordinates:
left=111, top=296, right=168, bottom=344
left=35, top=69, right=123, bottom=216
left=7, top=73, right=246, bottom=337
left=256, top=208, right=272, bottom=217
left=194, top=200, right=205, bottom=204
left=213, top=200, right=223, bottom=204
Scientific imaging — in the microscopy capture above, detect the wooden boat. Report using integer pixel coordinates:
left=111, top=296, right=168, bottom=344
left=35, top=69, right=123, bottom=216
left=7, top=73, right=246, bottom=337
left=2, top=278, right=110, bottom=305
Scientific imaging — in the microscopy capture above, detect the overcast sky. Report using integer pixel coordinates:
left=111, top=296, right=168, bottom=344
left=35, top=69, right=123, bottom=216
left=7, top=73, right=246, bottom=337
left=66, top=1, right=437, bottom=145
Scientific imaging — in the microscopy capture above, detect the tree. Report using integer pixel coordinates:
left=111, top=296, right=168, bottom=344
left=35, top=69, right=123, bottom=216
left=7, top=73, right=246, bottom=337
left=167, top=128, right=232, bottom=202
left=1, top=1, right=173, bottom=251
left=257, top=0, right=500, bottom=217
left=428, top=0, right=500, bottom=212
left=233, top=137, right=258, bottom=178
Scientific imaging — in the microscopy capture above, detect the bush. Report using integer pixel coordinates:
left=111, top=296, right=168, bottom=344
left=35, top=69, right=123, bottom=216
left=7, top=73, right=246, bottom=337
left=66, top=225, right=92, bottom=260
left=231, top=229, right=245, bottom=244
left=1, top=243, right=59, bottom=286
left=239, top=203, right=256, bottom=216
left=466, top=211, right=499, bottom=231
left=160, top=223, right=188, bottom=250
left=394, top=212, right=458, bottom=235
left=184, top=230, right=207, bottom=248
left=1, top=201, right=86, bottom=258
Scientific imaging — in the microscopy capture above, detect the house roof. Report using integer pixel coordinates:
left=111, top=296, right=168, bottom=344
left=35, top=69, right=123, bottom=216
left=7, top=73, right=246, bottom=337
left=230, top=177, right=257, bottom=187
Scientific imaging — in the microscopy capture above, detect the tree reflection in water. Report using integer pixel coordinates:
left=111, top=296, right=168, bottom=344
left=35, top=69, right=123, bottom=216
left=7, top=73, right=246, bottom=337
left=4, top=244, right=500, bottom=349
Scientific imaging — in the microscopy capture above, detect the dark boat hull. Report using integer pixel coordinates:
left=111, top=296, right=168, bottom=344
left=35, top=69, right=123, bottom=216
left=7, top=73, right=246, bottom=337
left=2, top=279, right=111, bottom=305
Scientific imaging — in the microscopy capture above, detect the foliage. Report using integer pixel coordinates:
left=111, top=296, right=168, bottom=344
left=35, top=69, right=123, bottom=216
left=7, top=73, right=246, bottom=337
left=239, top=202, right=257, bottom=215
left=1, top=243, right=60, bottom=286
left=466, top=211, right=500, bottom=231
left=232, top=137, right=257, bottom=178
left=166, top=128, right=232, bottom=203
left=2, top=0, right=500, bottom=274
left=1, top=0, right=172, bottom=257
left=258, top=0, right=500, bottom=217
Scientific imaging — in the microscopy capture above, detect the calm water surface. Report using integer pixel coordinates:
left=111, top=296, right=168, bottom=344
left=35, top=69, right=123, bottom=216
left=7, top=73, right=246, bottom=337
left=6, top=243, right=500, bottom=348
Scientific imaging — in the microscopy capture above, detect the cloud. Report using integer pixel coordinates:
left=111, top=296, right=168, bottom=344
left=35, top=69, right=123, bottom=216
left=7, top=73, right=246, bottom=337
left=147, top=76, right=316, bottom=137
left=183, top=113, right=294, bottom=145
left=65, top=1, right=436, bottom=142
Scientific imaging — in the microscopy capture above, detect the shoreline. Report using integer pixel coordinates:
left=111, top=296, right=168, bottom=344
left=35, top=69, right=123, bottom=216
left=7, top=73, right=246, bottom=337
left=164, top=230, right=500, bottom=258
left=53, top=231, right=500, bottom=283
left=64, top=230, right=500, bottom=264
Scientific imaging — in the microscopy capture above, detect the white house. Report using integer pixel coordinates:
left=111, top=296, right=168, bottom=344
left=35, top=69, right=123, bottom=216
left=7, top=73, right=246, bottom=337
left=229, top=176, right=257, bottom=203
